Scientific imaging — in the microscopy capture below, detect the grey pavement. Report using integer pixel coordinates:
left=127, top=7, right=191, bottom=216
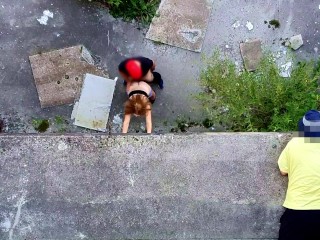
left=0, top=133, right=291, bottom=239
left=0, top=0, right=319, bottom=133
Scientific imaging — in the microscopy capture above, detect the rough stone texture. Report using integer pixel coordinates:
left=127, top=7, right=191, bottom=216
left=146, top=0, right=214, bottom=52
left=0, top=0, right=319, bottom=133
left=29, top=45, right=108, bottom=108
left=289, top=34, right=304, bottom=50
left=240, top=40, right=263, bottom=72
left=0, top=133, right=291, bottom=239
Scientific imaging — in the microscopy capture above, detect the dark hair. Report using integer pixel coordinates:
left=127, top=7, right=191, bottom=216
left=124, top=95, right=151, bottom=116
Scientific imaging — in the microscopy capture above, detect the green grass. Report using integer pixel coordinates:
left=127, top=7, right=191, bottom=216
left=54, top=115, right=64, bottom=125
left=54, top=115, right=67, bottom=133
left=90, top=0, right=160, bottom=25
left=198, top=52, right=320, bottom=132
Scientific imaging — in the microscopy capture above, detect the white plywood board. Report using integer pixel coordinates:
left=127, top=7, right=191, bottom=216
left=72, top=74, right=116, bottom=132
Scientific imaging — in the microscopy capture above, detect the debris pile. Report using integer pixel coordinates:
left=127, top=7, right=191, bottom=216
left=29, top=45, right=115, bottom=132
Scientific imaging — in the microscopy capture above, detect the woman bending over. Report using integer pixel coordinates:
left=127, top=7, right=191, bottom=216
left=122, top=81, right=156, bottom=134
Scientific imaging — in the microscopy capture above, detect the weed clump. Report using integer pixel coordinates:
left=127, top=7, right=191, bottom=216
left=89, top=0, right=160, bottom=25
left=269, top=19, right=280, bottom=28
left=54, top=115, right=67, bottom=133
left=32, top=119, right=50, bottom=132
left=198, top=52, right=320, bottom=132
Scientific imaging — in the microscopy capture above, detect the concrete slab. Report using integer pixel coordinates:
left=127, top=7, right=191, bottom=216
left=72, top=74, right=116, bottom=132
left=240, top=39, right=263, bottom=71
left=146, top=0, right=214, bottom=52
left=29, top=45, right=107, bottom=108
left=0, top=133, right=290, bottom=239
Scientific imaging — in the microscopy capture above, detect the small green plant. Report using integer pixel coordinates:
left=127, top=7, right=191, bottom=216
left=32, top=119, right=50, bottom=132
left=54, top=115, right=64, bottom=125
left=269, top=19, right=280, bottom=28
left=170, top=116, right=200, bottom=133
left=90, top=0, right=160, bottom=25
left=198, top=52, right=320, bottom=132
left=54, top=115, right=67, bottom=133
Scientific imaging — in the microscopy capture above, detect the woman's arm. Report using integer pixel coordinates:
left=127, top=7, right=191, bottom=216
left=126, top=80, right=132, bottom=93
left=151, top=60, right=156, bottom=71
left=145, top=110, right=152, bottom=133
left=122, top=114, right=131, bottom=133
left=119, top=71, right=133, bottom=88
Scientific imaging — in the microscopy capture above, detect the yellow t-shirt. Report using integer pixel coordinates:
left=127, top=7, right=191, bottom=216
left=278, top=137, right=320, bottom=210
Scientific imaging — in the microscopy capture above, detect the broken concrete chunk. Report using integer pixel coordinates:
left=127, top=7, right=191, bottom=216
left=81, top=46, right=95, bottom=65
left=279, top=62, right=292, bottom=78
left=240, top=39, right=262, bottom=71
left=37, top=10, right=54, bottom=25
left=283, top=40, right=290, bottom=47
left=232, top=20, right=241, bottom=29
left=245, top=21, right=254, bottom=31
left=29, top=45, right=108, bottom=108
left=289, top=34, right=303, bottom=50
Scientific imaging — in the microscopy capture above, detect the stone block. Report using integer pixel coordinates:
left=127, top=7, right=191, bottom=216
left=289, top=34, right=303, bottom=50
left=29, top=45, right=107, bottom=108
left=240, top=39, right=263, bottom=71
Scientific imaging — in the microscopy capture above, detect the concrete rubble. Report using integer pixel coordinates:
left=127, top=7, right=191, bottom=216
left=37, top=10, right=54, bottom=25
left=232, top=20, right=241, bottom=29
left=29, top=45, right=107, bottom=108
left=282, top=34, right=304, bottom=50
left=245, top=21, right=254, bottom=31
left=279, top=61, right=293, bottom=78
left=289, top=34, right=304, bottom=50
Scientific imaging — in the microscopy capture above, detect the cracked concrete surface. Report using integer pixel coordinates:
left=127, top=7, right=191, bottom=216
left=146, top=0, right=214, bottom=52
left=0, top=0, right=319, bottom=134
left=0, top=133, right=290, bottom=239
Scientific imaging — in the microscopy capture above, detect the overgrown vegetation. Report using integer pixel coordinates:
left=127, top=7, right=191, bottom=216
left=198, top=53, right=320, bottom=132
left=90, top=0, right=160, bottom=24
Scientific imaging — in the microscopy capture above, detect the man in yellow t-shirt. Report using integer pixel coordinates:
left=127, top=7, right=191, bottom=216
left=278, top=110, right=320, bottom=240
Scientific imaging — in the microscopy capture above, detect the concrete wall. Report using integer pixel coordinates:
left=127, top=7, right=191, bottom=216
left=0, top=133, right=291, bottom=240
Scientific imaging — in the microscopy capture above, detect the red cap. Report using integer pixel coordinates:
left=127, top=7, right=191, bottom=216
left=125, top=60, right=142, bottom=80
